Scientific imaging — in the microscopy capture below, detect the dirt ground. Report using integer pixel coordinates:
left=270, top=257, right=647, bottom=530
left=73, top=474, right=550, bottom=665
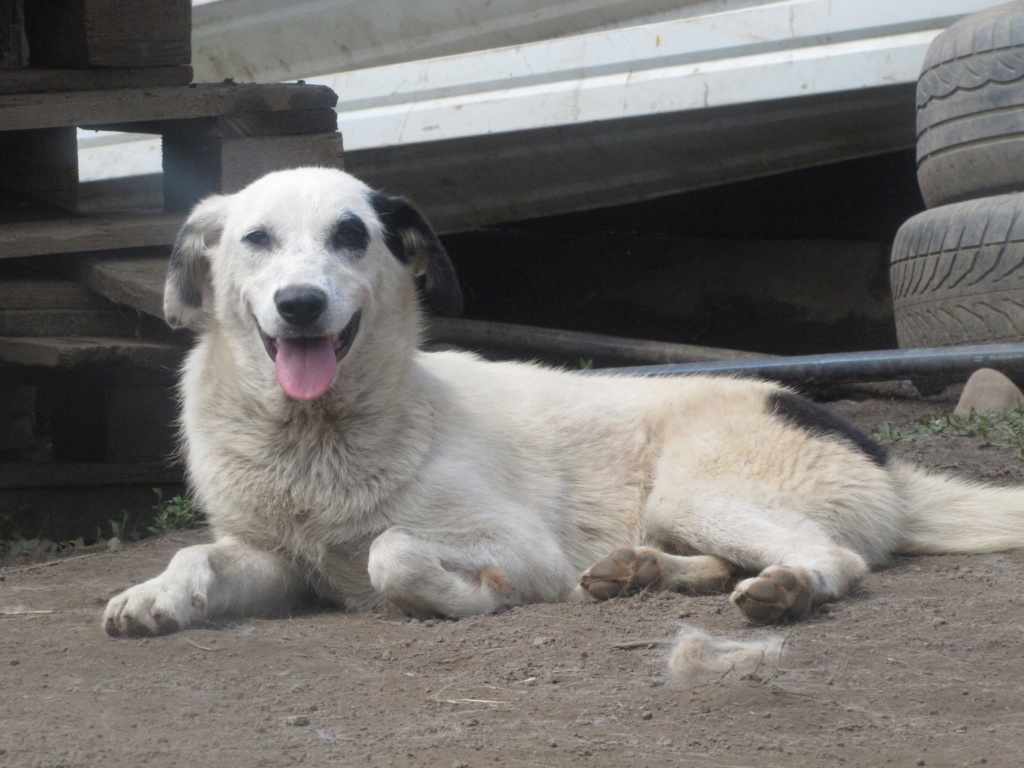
left=2, top=385, right=1023, bottom=768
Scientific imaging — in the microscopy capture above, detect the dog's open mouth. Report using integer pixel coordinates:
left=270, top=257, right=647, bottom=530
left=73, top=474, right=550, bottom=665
left=259, top=310, right=362, bottom=401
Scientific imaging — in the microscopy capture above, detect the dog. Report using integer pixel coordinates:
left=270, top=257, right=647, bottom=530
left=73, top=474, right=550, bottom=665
left=103, top=167, right=1024, bottom=637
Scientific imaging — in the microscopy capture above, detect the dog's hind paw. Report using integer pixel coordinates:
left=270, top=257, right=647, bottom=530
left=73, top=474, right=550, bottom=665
left=579, top=547, right=666, bottom=601
left=730, top=566, right=811, bottom=624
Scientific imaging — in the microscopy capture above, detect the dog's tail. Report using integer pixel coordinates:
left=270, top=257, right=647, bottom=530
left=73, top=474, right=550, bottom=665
left=894, top=462, right=1024, bottom=554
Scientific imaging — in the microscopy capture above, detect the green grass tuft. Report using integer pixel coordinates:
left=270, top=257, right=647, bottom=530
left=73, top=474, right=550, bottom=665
left=874, top=404, right=1024, bottom=459
left=145, top=488, right=203, bottom=536
left=2, top=488, right=202, bottom=560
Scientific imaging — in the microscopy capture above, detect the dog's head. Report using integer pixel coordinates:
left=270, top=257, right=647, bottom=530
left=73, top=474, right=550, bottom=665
left=164, top=167, right=462, bottom=401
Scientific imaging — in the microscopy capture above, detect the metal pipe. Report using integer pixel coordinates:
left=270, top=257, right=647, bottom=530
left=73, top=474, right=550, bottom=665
left=590, top=343, right=1024, bottom=383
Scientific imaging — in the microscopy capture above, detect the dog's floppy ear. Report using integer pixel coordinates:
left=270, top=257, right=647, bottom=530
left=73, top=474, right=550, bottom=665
left=164, top=195, right=228, bottom=330
left=370, top=191, right=463, bottom=316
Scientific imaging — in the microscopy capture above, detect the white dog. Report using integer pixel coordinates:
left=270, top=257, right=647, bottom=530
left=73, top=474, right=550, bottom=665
left=103, top=168, right=1024, bottom=636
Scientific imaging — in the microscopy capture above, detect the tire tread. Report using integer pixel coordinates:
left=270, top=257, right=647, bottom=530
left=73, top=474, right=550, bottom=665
left=891, top=194, right=1024, bottom=347
left=916, top=3, right=1024, bottom=207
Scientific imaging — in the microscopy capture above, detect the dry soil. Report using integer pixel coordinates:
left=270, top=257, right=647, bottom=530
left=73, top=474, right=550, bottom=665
left=2, top=387, right=1022, bottom=768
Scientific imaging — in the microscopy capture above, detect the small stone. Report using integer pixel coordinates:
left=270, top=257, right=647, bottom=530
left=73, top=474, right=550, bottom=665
left=107, top=537, right=123, bottom=553
left=640, top=711, right=653, bottom=720
left=933, top=617, right=948, bottom=626
left=954, top=369, right=1024, bottom=416
left=531, top=636, right=554, bottom=647
left=283, top=715, right=310, bottom=727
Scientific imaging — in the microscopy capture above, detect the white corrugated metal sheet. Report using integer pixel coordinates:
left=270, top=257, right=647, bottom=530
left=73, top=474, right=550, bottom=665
left=78, top=0, right=1003, bottom=231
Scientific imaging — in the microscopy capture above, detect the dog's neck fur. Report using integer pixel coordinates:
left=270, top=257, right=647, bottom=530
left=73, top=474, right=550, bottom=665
left=180, top=292, right=439, bottom=549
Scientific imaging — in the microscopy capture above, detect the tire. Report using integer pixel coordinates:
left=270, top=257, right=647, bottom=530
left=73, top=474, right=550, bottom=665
left=916, top=2, right=1024, bottom=209
left=890, top=192, right=1024, bottom=349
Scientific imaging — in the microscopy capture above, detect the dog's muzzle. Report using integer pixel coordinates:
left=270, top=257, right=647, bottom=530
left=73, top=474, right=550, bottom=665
left=259, top=310, right=362, bottom=401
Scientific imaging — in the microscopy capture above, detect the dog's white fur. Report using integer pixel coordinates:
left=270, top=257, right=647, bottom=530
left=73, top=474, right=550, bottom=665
left=102, top=168, right=1024, bottom=637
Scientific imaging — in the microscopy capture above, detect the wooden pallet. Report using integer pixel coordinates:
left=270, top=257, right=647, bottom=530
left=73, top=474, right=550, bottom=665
left=0, top=83, right=342, bottom=233
left=0, top=461, right=183, bottom=490
left=0, top=15, right=345, bottom=493
left=1, top=82, right=338, bottom=131
left=0, top=214, right=185, bottom=260
left=0, top=0, right=350, bottom=527
left=0, top=335, right=182, bottom=371
left=0, top=81, right=344, bottom=477
left=0, top=0, right=192, bottom=94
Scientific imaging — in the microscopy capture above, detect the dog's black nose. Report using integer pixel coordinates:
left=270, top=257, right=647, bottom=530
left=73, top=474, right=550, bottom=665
left=275, top=285, right=327, bottom=327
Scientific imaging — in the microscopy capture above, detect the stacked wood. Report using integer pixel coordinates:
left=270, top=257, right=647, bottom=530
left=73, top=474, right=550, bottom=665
left=4, top=0, right=191, bottom=93
left=1, top=0, right=25, bottom=71
left=0, top=0, right=345, bottom=514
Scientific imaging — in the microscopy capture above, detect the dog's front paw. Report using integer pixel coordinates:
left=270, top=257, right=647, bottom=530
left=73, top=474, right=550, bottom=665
left=730, top=566, right=811, bottom=624
left=579, top=547, right=666, bottom=601
left=102, top=581, right=206, bottom=637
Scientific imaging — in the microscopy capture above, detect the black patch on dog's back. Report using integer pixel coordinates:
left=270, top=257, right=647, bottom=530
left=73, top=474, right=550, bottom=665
left=767, top=391, right=889, bottom=467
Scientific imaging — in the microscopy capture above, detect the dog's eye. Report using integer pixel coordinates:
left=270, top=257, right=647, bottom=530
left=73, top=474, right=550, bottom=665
left=244, top=230, right=271, bottom=247
left=330, top=218, right=369, bottom=253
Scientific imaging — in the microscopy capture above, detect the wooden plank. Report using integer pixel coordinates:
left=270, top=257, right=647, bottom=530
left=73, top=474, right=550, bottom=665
left=0, top=336, right=184, bottom=370
left=0, top=280, right=109, bottom=310
left=72, top=251, right=168, bottom=319
left=104, top=385, right=178, bottom=462
left=24, top=0, right=189, bottom=69
left=42, top=382, right=178, bottom=462
left=0, top=127, right=78, bottom=210
left=0, top=309, right=136, bottom=337
left=0, top=83, right=339, bottom=132
left=1, top=0, right=25, bottom=70
left=0, top=461, right=183, bottom=489
left=76, top=174, right=162, bottom=215
left=0, top=66, right=192, bottom=95
left=46, top=381, right=105, bottom=461
left=428, top=317, right=771, bottom=366
left=110, top=107, right=339, bottom=139
left=220, top=134, right=345, bottom=187
left=0, top=383, right=34, bottom=455
left=0, top=212, right=184, bottom=259
left=164, top=132, right=344, bottom=210
left=81, top=0, right=190, bottom=68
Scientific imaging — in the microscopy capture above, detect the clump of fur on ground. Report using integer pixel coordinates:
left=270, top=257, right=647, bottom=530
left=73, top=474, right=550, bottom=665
left=668, top=625, right=784, bottom=686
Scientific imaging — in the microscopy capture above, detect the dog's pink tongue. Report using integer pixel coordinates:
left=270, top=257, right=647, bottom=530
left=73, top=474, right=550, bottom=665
left=275, top=337, right=337, bottom=400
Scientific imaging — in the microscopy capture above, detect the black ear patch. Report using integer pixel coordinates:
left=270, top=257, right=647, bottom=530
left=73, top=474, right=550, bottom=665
left=369, top=191, right=463, bottom=316
left=163, top=194, right=226, bottom=330
left=167, top=223, right=206, bottom=310
left=768, top=391, right=889, bottom=467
